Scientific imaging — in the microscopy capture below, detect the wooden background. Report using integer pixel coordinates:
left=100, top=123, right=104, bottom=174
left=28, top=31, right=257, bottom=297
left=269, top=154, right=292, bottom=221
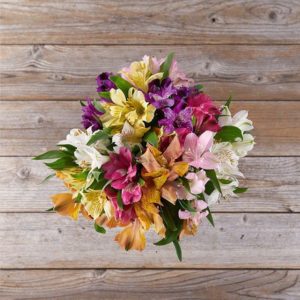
left=0, top=1, right=300, bottom=299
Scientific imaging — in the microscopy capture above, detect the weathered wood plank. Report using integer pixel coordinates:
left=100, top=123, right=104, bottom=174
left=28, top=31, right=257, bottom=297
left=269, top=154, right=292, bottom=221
left=0, top=269, right=299, bottom=299
left=1, top=1, right=300, bottom=45
left=1, top=45, right=300, bottom=101
left=1, top=157, right=299, bottom=213
left=0, top=101, right=299, bottom=156
left=0, top=213, right=299, bottom=268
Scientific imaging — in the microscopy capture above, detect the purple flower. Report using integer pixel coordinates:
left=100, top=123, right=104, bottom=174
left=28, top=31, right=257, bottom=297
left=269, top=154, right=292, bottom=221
left=81, top=97, right=103, bottom=131
left=158, top=107, right=193, bottom=134
left=146, top=78, right=177, bottom=109
left=96, top=72, right=116, bottom=93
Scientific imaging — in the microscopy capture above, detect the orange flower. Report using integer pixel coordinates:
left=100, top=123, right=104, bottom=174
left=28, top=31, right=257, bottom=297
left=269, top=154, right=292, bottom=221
left=51, top=193, right=81, bottom=220
left=115, top=219, right=146, bottom=251
left=139, top=134, right=188, bottom=204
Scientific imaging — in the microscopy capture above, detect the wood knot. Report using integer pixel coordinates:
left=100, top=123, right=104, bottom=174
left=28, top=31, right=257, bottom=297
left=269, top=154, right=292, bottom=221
left=269, top=11, right=277, bottom=21
left=37, top=116, right=44, bottom=124
left=17, top=167, right=31, bottom=179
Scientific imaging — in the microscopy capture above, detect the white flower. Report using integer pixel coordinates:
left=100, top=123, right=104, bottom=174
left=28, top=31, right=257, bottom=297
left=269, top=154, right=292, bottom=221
left=232, top=133, right=255, bottom=157
left=59, top=127, right=109, bottom=170
left=219, top=106, right=253, bottom=133
left=212, top=142, right=243, bottom=177
left=204, top=177, right=239, bottom=206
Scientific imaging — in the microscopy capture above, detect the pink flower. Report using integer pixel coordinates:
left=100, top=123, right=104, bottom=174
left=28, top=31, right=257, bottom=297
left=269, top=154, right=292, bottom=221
left=122, top=183, right=142, bottom=205
left=105, top=187, right=136, bottom=223
left=169, top=60, right=194, bottom=87
left=103, top=147, right=137, bottom=190
left=183, top=131, right=219, bottom=169
left=178, top=200, right=208, bottom=226
left=187, top=93, right=221, bottom=133
left=185, top=170, right=209, bottom=195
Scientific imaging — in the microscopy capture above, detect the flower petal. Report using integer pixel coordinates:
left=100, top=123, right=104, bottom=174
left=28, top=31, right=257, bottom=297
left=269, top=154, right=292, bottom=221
left=51, top=193, right=80, bottom=220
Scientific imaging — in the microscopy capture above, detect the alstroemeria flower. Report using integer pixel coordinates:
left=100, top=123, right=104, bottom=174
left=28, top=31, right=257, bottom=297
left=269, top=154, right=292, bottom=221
left=186, top=170, right=209, bottom=195
left=122, top=183, right=142, bottom=205
left=81, top=190, right=107, bottom=220
left=102, top=147, right=137, bottom=190
left=187, top=93, right=221, bottom=133
left=178, top=200, right=208, bottom=226
left=101, top=87, right=155, bottom=139
left=169, top=59, right=194, bottom=87
left=51, top=193, right=81, bottom=220
left=119, top=56, right=163, bottom=92
left=115, top=219, right=146, bottom=251
left=81, top=97, right=103, bottom=131
left=105, top=187, right=136, bottom=224
left=139, top=135, right=189, bottom=204
left=59, top=128, right=109, bottom=170
left=183, top=131, right=219, bottom=169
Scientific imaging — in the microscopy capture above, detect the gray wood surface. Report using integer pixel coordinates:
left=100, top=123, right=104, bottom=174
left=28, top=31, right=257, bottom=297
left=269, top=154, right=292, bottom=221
left=1, top=45, right=300, bottom=101
left=0, top=213, right=299, bottom=268
left=1, top=269, right=299, bottom=299
left=1, top=0, right=300, bottom=45
left=0, top=157, right=299, bottom=213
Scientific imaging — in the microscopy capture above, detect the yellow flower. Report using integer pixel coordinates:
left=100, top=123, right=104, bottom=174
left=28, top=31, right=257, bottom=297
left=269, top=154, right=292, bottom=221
left=101, top=87, right=155, bottom=139
left=56, top=168, right=86, bottom=193
left=81, top=190, right=107, bottom=220
left=120, top=56, right=163, bottom=92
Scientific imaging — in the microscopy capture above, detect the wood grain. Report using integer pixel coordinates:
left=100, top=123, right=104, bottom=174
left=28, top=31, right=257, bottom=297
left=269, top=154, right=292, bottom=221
left=0, top=213, right=299, bottom=268
left=1, top=45, right=300, bottom=101
left=1, top=1, right=300, bottom=45
left=1, top=157, right=299, bottom=213
left=0, top=269, right=299, bottom=299
left=0, top=101, right=299, bottom=156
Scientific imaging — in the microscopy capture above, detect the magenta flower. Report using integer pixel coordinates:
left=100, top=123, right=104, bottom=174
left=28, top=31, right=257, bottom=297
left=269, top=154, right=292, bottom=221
left=183, top=131, right=219, bottom=169
left=105, top=187, right=136, bottom=223
left=96, top=72, right=116, bottom=93
left=187, top=93, right=221, bottom=133
left=102, top=147, right=137, bottom=190
left=121, top=183, right=142, bottom=205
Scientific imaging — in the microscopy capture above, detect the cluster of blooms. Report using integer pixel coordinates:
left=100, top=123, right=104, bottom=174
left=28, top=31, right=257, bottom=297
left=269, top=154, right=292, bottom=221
left=35, top=54, right=254, bottom=260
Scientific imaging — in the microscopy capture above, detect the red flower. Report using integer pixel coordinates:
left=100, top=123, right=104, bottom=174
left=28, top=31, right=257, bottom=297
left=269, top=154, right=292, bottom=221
left=187, top=93, right=221, bottom=134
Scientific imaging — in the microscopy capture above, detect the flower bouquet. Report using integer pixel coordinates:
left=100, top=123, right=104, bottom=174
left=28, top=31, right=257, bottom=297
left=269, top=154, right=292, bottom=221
left=34, top=53, right=254, bottom=260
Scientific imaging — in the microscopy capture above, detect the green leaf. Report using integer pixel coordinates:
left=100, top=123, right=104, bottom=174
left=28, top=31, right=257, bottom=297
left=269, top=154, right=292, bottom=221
left=110, top=75, right=132, bottom=96
left=92, top=169, right=103, bottom=182
left=138, top=177, right=145, bottom=186
left=234, top=187, right=248, bottom=194
left=160, top=52, right=174, bottom=80
left=154, top=229, right=179, bottom=246
left=45, top=157, right=77, bottom=171
left=94, top=223, right=106, bottom=234
left=80, top=100, right=86, bottom=107
left=224, top=95, right=232, bottom=108
left=206, top=170, right=222, bottom=195
left=72, top=170, right=89, bottom=180
left=178, top=200, right=196, bottom=213
left=143, top=130, right=158, bottom=147
left=206, top=207, right=215, bottom=227
left=117, top=190, right=124, bottom=210
left=195, top=84, right=204, bottom=91
left=87, top=129, right=110, bottom=146
left=161, top=206, right=177, bottom=232
left=45, top=207, right=55, bottom=212
left=39, top=173, right=55, bottom=184
left=98, top=91, right=111, bottom=100
left=92, top=99, right=105, bottom=113
left=215, top=126, right=243, bottom=143
left=33, top=150, right=69, bottom=160
left=173, top=240, right=182, bottom=261
left=180, top=177, right=192, bottom=194
left=75, top=193, right=82, bottom=203
left=219, top=178, right=232, bottom=184
left=58, top=144, right=76, bottom=155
